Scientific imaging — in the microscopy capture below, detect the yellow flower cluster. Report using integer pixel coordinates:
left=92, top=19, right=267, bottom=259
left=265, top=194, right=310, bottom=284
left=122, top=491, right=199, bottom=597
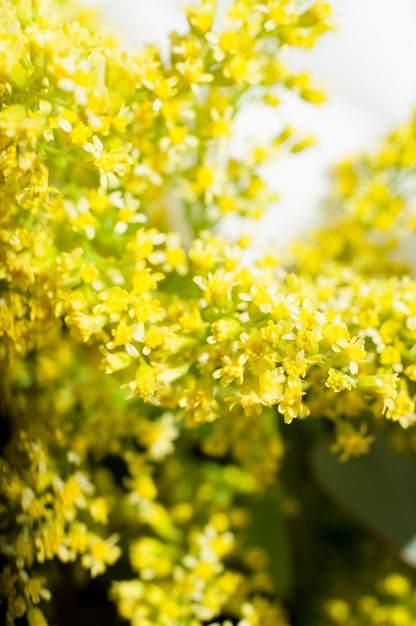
left=1, top=0, right=415, bottom=624
left=324, top=574, right=416, bottom=626
left=0, top=431, right=120, bottom=621
left=334, top=116, right=416, bottom=235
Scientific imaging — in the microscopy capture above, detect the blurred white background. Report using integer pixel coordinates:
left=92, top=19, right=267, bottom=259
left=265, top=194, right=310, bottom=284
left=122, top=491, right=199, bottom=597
left=83, top=0, right=416, bottom=244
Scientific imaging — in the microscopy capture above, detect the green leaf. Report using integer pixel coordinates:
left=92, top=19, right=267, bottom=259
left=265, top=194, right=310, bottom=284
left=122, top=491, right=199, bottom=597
left=313, top=433, right=416, bottom=558
left=244, top=491, right=293, bottom=594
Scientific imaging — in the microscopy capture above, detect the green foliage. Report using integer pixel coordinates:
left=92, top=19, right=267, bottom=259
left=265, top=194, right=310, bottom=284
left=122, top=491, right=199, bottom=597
left=314, top=434, right=416, bottom=550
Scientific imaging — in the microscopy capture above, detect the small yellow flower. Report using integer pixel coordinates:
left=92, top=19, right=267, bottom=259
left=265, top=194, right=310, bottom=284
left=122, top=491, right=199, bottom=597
left=123, top=363, right=160, bottom=404
left=213, top=354, right=246, bottom=386
left=82, top=534, right=121, bottom=578
left=278, top=380, right=309, bottom=424
left=325, top=368, right=353, bottom=393
left=331, top=423, right=374, bottom=462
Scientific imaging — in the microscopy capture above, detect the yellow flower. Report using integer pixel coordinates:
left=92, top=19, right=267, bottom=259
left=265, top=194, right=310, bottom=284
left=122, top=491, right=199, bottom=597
left=357, top=373, right=398, bottom=401
left=82, top=534, right=121, bottom=577
left=278, top=380, right=309, bottom=424
left=179, top=382, right=219, bottom=424
left=331, top=423, right=374, bottom=462
left=325, top=368, right=353, bottom=393
left=238, top=331, right=276, bottom=375
left=213, top=354, right=246, bottom=386
left=386, top=383, right=416, bottom=428
left=123, top=362, right=160, bottom=404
